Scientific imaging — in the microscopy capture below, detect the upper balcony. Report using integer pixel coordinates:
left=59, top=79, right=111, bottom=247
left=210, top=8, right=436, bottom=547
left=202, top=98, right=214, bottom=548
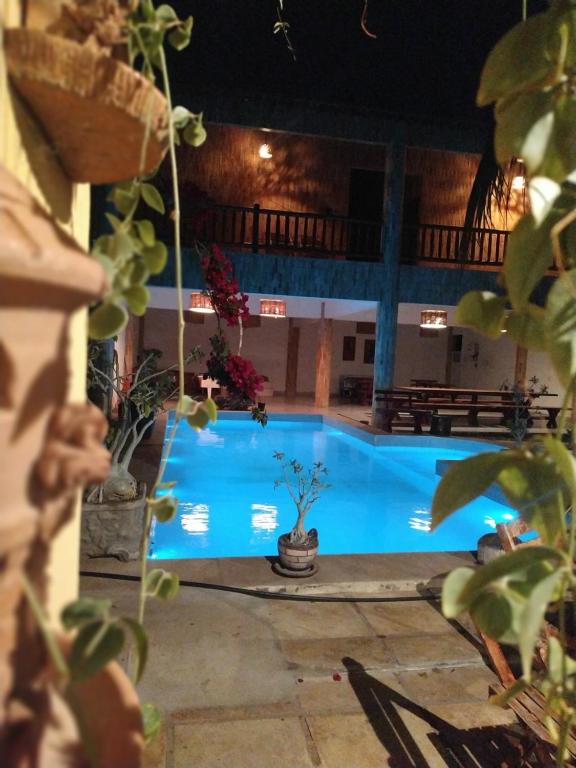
left=182, top=202, right=511, bottom=270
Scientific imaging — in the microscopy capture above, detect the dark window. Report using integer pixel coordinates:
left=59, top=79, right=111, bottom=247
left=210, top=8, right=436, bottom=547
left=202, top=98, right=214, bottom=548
left=342, top=336, right=356, bottom=361
left=363, top=339, right=375, bottom=364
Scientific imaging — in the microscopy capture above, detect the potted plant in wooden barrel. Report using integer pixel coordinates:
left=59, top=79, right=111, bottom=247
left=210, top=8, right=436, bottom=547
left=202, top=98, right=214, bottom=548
left=273, top=452, right=330, bottom=577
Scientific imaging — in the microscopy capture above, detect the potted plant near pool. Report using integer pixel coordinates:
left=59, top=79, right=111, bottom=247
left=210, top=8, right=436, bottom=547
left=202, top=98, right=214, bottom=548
left=273, top=452, right=330, bottom=576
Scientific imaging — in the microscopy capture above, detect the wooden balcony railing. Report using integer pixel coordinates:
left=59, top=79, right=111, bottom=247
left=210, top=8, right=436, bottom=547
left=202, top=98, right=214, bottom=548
left=183, top=204, right=383, bottom=261
left=182, top=204, right=512, bottom=268
left=401, top=223, right=510, bottom=267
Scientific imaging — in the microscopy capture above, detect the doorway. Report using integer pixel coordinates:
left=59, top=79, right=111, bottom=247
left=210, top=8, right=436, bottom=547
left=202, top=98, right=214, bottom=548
left=347, top=168, right=385, bottom=258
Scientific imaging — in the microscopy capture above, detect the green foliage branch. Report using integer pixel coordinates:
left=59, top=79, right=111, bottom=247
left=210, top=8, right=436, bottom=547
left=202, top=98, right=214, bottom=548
left=23, top=0, right=217, bottom=752
left=432, top=2, right=576, bottom=762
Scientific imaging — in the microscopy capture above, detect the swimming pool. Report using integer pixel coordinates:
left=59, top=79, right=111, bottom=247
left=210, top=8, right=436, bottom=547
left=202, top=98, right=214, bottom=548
left=149, top=414, right=515, bottom=560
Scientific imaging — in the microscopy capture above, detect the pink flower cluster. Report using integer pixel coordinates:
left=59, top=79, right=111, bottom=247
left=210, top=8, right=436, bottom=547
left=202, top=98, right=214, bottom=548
left=224, top=355, right=265, bottom=401
left=201, top=244, right=250, bottom=326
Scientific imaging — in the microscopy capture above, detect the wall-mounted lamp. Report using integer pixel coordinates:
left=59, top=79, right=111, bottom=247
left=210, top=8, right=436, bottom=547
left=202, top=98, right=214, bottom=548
left=189, top=292, right=215, bottom=314
left=511, top=175, right=525, bottom=191
left=420, top=309, right=447, bottom=329
left=260, top=298, right=286, bottom=318
left=258, top=143, right=273, bottom=159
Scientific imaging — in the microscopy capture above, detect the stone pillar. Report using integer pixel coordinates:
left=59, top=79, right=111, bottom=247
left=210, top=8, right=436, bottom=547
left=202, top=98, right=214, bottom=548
left=371, top=140, right=406, bottom=427
left=284, top=319, right=300, bottom=400
left=314, top=303, right=333, bottom=408
left=514, top=344, right=528, bottom=389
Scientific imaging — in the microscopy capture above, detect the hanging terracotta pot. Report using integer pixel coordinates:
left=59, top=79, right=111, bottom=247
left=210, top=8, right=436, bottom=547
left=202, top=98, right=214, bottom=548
left=4, top=29, right=169, bottom=184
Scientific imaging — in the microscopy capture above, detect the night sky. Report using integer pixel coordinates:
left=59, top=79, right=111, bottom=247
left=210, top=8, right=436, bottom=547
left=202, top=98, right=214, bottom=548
left=169, top=1, right=548, bottom=125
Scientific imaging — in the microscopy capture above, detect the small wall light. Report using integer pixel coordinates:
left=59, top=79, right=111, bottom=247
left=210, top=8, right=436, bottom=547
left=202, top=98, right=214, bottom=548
left=189, top=292, right=215, bottom=313
left=258, top=143, right=273, bottom=159
left=511, top=175, right=525, bottom=191
left=260, top=298, right=286, bottom=318
left=420, top=309, right=448, bottom=329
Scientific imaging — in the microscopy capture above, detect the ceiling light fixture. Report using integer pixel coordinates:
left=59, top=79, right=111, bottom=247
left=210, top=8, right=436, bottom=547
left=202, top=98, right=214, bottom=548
left=420, top=309, right=448, bottom=329
left=189, top=292, right=215, bottom=314
left=260, top=298, right=286, bottom=318
left=258, top=143, right=273, bottom=159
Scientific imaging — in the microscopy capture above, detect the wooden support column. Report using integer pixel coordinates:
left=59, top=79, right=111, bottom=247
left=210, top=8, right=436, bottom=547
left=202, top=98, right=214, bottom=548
left=514, top=344, right=528, bottom=389
left=315, top=303, right=333, bottom=408
left=445, top=327, right=454, bottom=387
left=284, top=319, right=300, bottom=400
left=372, top=139, right=406, bottom=427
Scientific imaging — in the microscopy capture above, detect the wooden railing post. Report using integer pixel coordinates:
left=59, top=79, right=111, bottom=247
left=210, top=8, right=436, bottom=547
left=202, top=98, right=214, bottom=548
left=252, top=203, right=260, bottom=254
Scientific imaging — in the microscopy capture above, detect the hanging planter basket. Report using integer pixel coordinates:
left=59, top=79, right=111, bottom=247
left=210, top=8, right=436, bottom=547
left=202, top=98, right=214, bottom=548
left=4, top=29, right=169, bottom=184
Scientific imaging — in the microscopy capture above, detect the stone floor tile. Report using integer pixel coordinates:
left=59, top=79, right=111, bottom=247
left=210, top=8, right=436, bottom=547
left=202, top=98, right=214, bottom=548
left=385, top=632, right=482, bottom=668
left=426, top=701, right=518, bottom=729
left=281, top=636, right=397, bottom=675
left=357, top=599, right=454, bottom=636
left=261, top=599, right=374, bottom=640
left=397, top=665, right=499, bottom=705
left=296, top=671, right=405, bottom=715
left=306, top=713, right=396, bottom=767
left=173, top=717, right=318, bottom=768
left=138, top=634, right=296, bottom=712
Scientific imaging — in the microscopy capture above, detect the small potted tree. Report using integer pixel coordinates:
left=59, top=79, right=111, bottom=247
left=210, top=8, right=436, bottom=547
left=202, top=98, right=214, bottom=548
left=273, top=452, right=330, bottom=576
left=82, top=342, right=202, bottom=559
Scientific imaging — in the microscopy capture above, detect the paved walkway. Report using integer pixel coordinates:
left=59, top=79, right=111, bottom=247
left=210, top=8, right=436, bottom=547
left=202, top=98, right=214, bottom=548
left=81, top=569, right=518, bottom=767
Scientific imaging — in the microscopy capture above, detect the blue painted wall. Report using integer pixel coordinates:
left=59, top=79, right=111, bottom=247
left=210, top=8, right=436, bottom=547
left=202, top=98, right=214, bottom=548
left=151, top=248, right=540, bottom=306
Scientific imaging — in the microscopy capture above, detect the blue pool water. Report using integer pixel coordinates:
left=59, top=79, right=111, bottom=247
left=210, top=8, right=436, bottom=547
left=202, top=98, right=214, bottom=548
left=149, top=414, right=515, bottom=560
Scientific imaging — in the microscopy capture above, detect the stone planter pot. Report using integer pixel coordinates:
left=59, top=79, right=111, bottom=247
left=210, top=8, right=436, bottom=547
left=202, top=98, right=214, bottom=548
left=81, top=483, right=147, bottom=562
left=277, top=528, right=318, bottom=571
left=4, top=29, right=169, bottom=183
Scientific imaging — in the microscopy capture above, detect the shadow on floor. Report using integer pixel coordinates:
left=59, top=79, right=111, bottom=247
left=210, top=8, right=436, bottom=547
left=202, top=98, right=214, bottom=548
left=342, top=657, right=533, bottom=767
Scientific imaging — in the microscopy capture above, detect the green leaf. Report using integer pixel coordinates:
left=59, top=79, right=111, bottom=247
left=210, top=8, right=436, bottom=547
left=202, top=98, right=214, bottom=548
left=182, top=116, right=207, bottom=148
left=130, top=260, right=150, bottom=286
left=142, top=703, right=162, bottom=745
left=539, top=92, right=576, bottom=183
left=506, top=305, right=547, bottom=350
left=136, top=220, right=156, bottom=247
left=495, top=90, right=555, bottom=173
left=68, top=621, right=125, bottom=682
left=122, top=617, right=148, bottom=684
left=187, top=406, right=210, bottom=431
left=141, top=183, right=165, bottom=214
left=105, top=213, right=123, bottom=232
left=172, top=105, right=192, bottom=129
left=61, top=598, right=111, bottom=630
left=546, top=269, right=576, bottom=387
left=142, top=242, right=168, bottom=274
left=123, top=285, right=150, bottom=316
left=471, top=592, right=513, bottom=640
left=111, top=184, right=139, bottom=216
left=455, top=291, right=508, bottom=338
left=498, top=457, right=567, bottom=545
left=504, top=214, right=553, bottom=309
left=202, top=397, right=218, bottom=422
left=477, top=13, right=562, bottom=106
left=441, top=567, right=475, bottom=618
left=519, top=570, right=562, bottom=681
left=145, top=569, right=179, bottom=600
left=542, top=436, right=576, bottom=494
left=431, top=452, right=513, bottom=530
left=89, top=302, right=128, bottom=340
left=149, top=495, right=178, bottom=523
left=110, top=231, right=134, bottom=262
left=460, top=546, right=562, bottom=605
left=156, top=3, right=178, bottom=22
left=168, top=16, right=193, bottom=51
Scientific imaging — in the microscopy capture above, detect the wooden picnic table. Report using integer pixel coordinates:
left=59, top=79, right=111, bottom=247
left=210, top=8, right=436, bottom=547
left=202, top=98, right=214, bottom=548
left=373, top=387, right=559, bottom=432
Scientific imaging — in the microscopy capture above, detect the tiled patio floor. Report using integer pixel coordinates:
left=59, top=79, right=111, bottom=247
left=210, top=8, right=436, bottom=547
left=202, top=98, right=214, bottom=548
left=80, top=566, right=520, bottom=768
